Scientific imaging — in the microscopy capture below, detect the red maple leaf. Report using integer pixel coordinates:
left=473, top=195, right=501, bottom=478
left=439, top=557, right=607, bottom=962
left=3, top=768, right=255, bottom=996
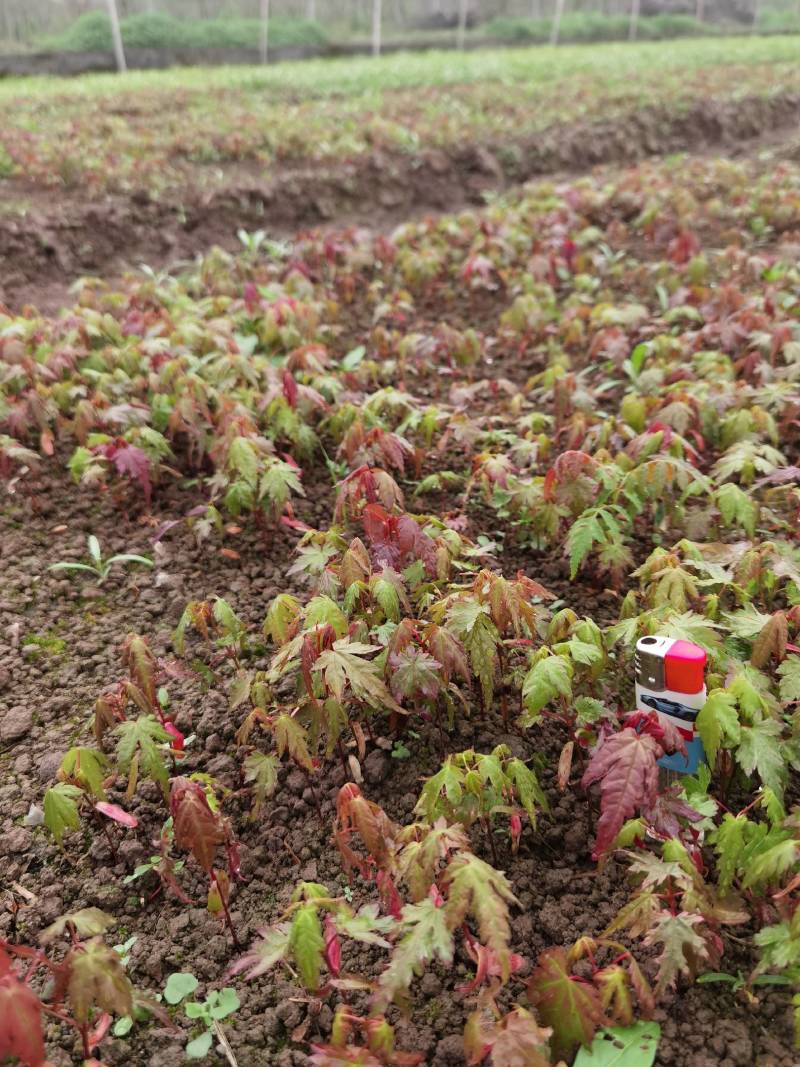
left=581, top=724, right=663, bottom=858
left=0, top=948, right=46, bottom=1067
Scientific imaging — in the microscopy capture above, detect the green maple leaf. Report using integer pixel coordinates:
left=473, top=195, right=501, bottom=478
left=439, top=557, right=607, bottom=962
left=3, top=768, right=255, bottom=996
left=304, top=595, right=349, bottom=637
left=68, top=937, right=134, bottom=1023
left=736, top=719, right=787, bottom=797
left=43, top=782, right=82, bottom=843
left=228, top=436, right=259, bottom=483
left=289, top=902, right=324, bottom=993
left=115, top=715, right=171, bottom=797
left=389, top=647, right=442, bottom=704
left=373, top=576, right=401, bottom=622
left=528, top=945, right=607, bottom=1059
left=754, top=918, right=800, bottom=972
left=520, top=652, right=573, bottom=725
left=333, top=903, right=395, bottom=947
left=443, top=852, right=518, bottom=979
left=414, top=760, right=464, bottom=824
left=373, top=895, right=454, bottom=1013
left=273, top=713, right=314, bottom=771
left=244, top=751, right=280, bottom=818
left=710, top=814, right=749, bottom=893
left=505, top=757, right=548, bottom=824
left=40, top=908, right=115, bottom=945
left=263, top=593, right=301, bottom=645
left=315, top=639, right=402, bottom=712
left=742, top=838, right=798, bottom=892
left=778, top=658, right=800, bottom=706
left=446, top=599, right=499, bottom=707
left=260, top=458, right=305, bottom=511
left=58, top=746, right=108, bottom=799
left=567, top=509, right=607, bottom=579
left=695, top=690, right=740, bottom=766
left=643, top=911, right=709, bottom=996
left=230, top=923, right=291, bottom=980
left=716, top=482, right=758, bottom=537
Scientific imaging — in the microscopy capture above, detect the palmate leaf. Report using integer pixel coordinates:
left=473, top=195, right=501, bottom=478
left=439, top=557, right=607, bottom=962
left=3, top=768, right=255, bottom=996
left=711, top=813, right=749, bottom=893
left=373, top=893, right=454, bottom=1013
left=389, top=647, right=442, bottom=704
left=58, top=746, right=108, bottom=799
left=464, top=1004, right=551, bottom=1067
left=527, top=946, right=607, bottom=1060
left=263, top=593, right=301, bottom=645
left=505, top=758, right=548, bottom=824
left=581, top=729, right=662, bottom=858
left=778, top=657, right=800, bottom=706
left=414, top=761, right=465, bottom=824
left=735, top=719, right=787, bottom=798
left=115, top=715, right=171, bottom=798
left=273, top=713, right=314, bottom=771
left=0, top=947, right=46, bottom=1067
left=443, top=853, right=518, bottom=979
left=315, top=638, right=403, bottom=713
left=446, top=599, right=499, bottom=707
left=244, top=751, right=280, bottom=818
left=741, top=838, right=799, bottom=892
left=230, top=923, right=292, bottom=980
left=642, top=911, right=710, bottom=996
left=122, top=634, right=157, bottom=710
left=520, top=652, right=573, bottom=726
left=289, top=902, right=325, bottom=992
left=260, top=457, right=305, bottom=513
left=66, top=937, right=134, bottom=1023
left=396, top=819, right=470, bottom=903
left=40, top=908, right=115, bottom=945
left=715, top=482, right=758, bottom=538
left=43, top=782, right=82, bottom=843
left=170, top=777, right=225, bottom=875
left=695, top=690, right=740, bottom=767
left=333, top=903, right=395, bottom=947
left=754, top=916, right=800, bottom=972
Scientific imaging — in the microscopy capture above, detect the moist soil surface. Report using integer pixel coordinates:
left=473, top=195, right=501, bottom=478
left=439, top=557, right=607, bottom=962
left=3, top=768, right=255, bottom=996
left=0, top=456, right=796, bottom=1067
left=2, top=99, right=800, bottom=1067
left=2, top=90, right=800, bottom=315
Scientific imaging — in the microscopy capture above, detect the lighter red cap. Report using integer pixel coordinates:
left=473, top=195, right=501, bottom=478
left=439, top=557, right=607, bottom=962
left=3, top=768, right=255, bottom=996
left=665, top=639, right=706, bottom=694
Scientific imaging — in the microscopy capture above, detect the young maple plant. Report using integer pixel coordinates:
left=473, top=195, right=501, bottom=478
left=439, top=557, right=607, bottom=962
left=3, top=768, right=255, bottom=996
left=0, top=908, right=158, bottom=1064
left=581, top=710, right=689, bottom=859
left=170, top=777, right=242, bottom=945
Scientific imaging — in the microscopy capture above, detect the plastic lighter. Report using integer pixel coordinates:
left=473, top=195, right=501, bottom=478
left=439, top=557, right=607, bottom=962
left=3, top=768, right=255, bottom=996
left=634, top=635, right=707, bottom=774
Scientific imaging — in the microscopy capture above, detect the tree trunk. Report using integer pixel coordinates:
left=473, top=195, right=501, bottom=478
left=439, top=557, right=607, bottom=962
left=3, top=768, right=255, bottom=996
left=306, top=0, right=317, bottom=21
left=629, top=0, right=640, bottom=39
left=550, top=0, right=566, bottom=45
left=260, top=0, right=270, bottom=64
left=372, top=0, right=382, bottom=56
left=695, top=0, right=705, bottom=22
left=105, top=0, right=127, bottom=73
left=456, top=0, right=468, bottom=49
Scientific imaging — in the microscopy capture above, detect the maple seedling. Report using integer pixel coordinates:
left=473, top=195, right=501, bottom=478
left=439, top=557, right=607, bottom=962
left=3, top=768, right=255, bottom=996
left=170, top=777, right=242, bottom=945
left=232, top=881, right=394, bottom=995
left=49, top=534, right=153, bottom=584
left=414, top=745, right=548, bottom=860
left=43, top=746, right=138, bottom=852
left=1, top=909, right=138, bottom=1064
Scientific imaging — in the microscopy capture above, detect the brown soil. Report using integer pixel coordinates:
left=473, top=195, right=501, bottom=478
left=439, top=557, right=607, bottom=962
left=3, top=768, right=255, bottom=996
left=2, top=90, right=800, bottom=1067
left=1, top=458, right=795, bottom=1067
left=2, top=90, right=799, bottom=314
